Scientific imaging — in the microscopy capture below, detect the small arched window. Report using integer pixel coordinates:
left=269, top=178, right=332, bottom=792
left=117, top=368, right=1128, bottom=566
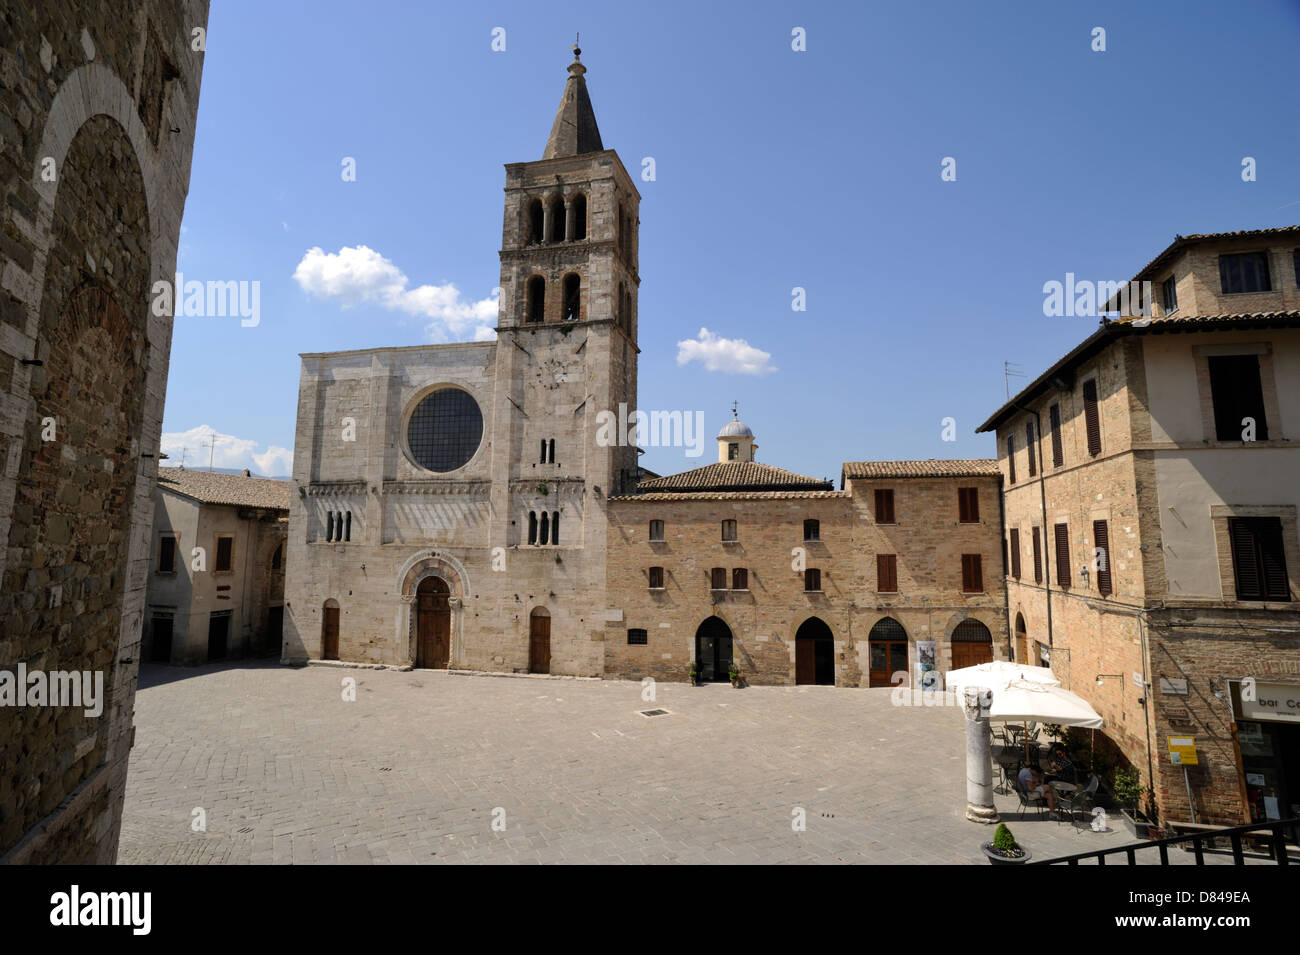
left=623, top=288, right=633, bottom=334
left=551, top=511, right=560, bottom=546
left=540, top=439, right=547, bottom=463
left=539, top=511, right=550, bottom=545
left=325, top=511, right=334, bottom=542
left=344, top=511, right=352, bottom=542
left=562, top=273, right=581, bottom=321
left=548, top=439, right=555, bottom=463
left=271, top=542, right=284, bottom=570
left=549, top=196, right=565, bottom=243
left=528, top=511, right=538, bottom=545
left=528, top=198, right=544, bottom=244
left=571, top=194, right=587, bottom=240
left=526, top=276, right=545, bottom=323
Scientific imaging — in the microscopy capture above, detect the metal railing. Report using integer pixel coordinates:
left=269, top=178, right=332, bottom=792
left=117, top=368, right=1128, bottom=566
left=1033, top=818, right=1297, bottom=865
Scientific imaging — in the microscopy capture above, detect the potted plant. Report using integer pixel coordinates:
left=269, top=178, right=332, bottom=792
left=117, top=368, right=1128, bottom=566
left=689, top=662, right=700, bottom=686
left=728, top=663, right=742, bottom=688
left=1112, top=767, right=1153, bottom=839
left=981, top=823, right=1030, bottom=865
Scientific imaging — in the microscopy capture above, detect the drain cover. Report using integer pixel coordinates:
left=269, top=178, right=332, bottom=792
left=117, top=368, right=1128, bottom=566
left=639, top=709, right=669, bottom=717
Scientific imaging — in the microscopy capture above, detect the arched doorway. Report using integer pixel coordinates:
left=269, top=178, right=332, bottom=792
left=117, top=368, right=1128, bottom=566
left=322, top=600, right=339, bottom=660
left=529, top=607, right=551, bottom=674
left=795, top=617, right=835, bottom=686
left=868, top=617, right=908, bottom=687
left=951, top=618, right=994, bottom=670
left=694, top=617, right=733, bottom=683
left=416, top=578, right=451, bottom=668
left=1014, top=613, right=1028, bottom=664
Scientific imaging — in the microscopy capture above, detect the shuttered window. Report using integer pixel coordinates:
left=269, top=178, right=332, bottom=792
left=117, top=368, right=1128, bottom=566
left=1054, top=523, right=1071, bottom=589
left=1032, top=526, right=1043, bottom=584
left=1093, top=520, right=1112, bottom=596
left=1009, top=529, right=1021, bottom=580
left=1229, top=517, right=1290, bottom=601
left=877, top=554, right=898, bottom=592
left=648, top=566, right=664, bottom=589
left=732, top=567, right=749, bottom=590
left=1026, top=420, right=1037, bottom=477
left=1006, top=434, right=1016, bottom=484
left=721, top=519, right=737, bottom=541
left=215, top=536, right=234, bottom=573
left=1208, top=355, right=1269, bottom=441
left=648, top=519, right=665, bottom=541
left=1082, top=379, right=1101, bottom=456
left=710, top=567, right=727, bottom=590
left=874, top=489, right=895, bottom=524
left=1049, top=403, right=1064, bottom=467
left=805, top=568, right=822, bottom=592
left=958, top=487, right=979, bottom=523
left=158, top=536, right=176, bottom=573
left=961, top=554, right=983, bottom=593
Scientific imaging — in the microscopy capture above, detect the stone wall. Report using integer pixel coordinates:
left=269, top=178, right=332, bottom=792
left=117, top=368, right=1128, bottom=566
left=0, top=1, right=207, bottom=863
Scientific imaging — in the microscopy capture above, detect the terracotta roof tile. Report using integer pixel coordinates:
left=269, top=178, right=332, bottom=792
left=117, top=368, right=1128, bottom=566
left=633, top=461, right=832, bottom=493
left=610, top=490, right=848, bottom=502
left=841, top=459, right=1000, bottom=480
left=157, top=468, right=291, bottom=511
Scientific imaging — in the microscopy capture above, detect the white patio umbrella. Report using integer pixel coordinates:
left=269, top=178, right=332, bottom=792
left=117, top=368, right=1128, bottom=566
left=989, top=679, right=1104, bottom=728
left=944, top=660, right=1060, bottom=696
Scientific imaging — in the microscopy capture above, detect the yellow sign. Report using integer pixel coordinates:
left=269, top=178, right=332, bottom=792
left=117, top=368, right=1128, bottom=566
left=1168, top=736, right=1198, bottom=766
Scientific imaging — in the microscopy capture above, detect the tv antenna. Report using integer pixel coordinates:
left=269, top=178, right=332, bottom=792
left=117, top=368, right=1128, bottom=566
left=1003, top=361, right=1026, bottom=400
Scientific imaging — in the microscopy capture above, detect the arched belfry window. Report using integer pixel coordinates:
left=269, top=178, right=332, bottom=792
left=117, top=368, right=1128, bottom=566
left=526, top=275, right=545, bottom=323
left=551, top=511, right=560, bottom=546
left=549, top=196, right=565, bottom=243
left=528, top=198, right=544, bottom=244
left=528, top=511, right=538, bottom=545
left=562, top=273, right=581, bottom=321
left=539, top=511, right=551, bottom=545
left=623, top=288, right=633, bottom=335
left=571, top=194, right=587, bottom=240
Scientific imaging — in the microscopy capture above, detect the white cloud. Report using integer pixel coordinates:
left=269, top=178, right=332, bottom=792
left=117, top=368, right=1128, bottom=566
left=293, top=244, right=498, bottom=342
left=160, top=424, right=293, bottom=477
left=675, top=327, right=776, bottom=376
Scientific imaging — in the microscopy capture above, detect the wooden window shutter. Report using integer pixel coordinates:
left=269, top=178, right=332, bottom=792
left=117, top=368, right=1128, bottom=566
left=1009, top=529, right=1021, bottom=580
left=877, top=554, right=897, bottom=592
left=1054, top=523, right=1071, bottom=589
left=1082, top=379, right=1101, bottom=456
left=711, top=567, right=726, bottom=590
left=1093, top=520, right=1112, bottom=596
left=1032, top=526, right=1043, bottom=583
left=875, top=489, right=894, bottom=523
left=1259, top=520, right=1290, bottom=601
left=732, top=567, right=748, bottom=590
left=1006, top=434, right=1016, bottom=484
left=805, top=568, right=821, bottom=591
left=961, top=554, right=983, bottom=593
left=1026, top=421, right=1037, bottom=477
left=1049, top=404, right=1064, bottom=467
left=648, top=566, right=664, bottom=589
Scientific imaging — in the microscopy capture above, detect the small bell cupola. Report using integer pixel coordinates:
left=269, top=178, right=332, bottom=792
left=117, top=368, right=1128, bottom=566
left=717, top=404, right=757, bottom=463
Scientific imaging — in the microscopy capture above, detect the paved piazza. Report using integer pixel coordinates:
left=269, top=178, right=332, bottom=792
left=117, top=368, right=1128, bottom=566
left=119, top=661, right=1258, bottom=865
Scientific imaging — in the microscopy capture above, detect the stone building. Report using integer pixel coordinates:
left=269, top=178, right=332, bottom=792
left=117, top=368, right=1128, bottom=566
left=281, top=46, right=640, bottom=676
left=977, top=226, right=1300, bottom=828
left=605, top=418, right=1006, bottom=687
left=146, top=468, right=289, bottom=665
left=0, top=3, right=207, bottom=863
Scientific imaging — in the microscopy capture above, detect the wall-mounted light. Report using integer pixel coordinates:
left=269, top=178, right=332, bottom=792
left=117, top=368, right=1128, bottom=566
left=1209, top=677, right=1225, bottom=700
left=1079, top=566, right=1091, bottom=588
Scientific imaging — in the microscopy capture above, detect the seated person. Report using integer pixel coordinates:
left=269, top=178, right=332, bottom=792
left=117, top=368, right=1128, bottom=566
left=1017, top=765, right=1058, bottom=814
left=1044, top=743, right=1077, bottom=784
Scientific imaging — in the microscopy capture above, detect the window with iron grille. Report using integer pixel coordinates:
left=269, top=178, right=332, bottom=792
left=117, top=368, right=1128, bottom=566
left=1092, top=520, right=1112, bottom=595
left=407, top=387, right=483, bottom=472
left=1049, top=403, right=1063, bottom=467
left=1082, top=379, right=1101, bottom=456
left=1208, top=354, right=1269, bottom=441
left=1229, top=517, right=1290, bottom=601
left=804, top=568, right=821, bottom=592
left=710, top=567, right=727, bottom=590
left=1219, top=251, right=1272, bottom=294
left=158, top=535, right=176, bottom=573
left=1009, top=529, right=1021, bottom=580
left=1006, top=434, right=1016, bottom=484
left=648, top=519, right=665, bottom=541
left=961, top=554, right=983, bottom=593
left=877, top=554, right=897, bottom=593
left=732, top=567, right=749, bottom=590
left=1032, top=526, right=1043, bottom=584
left=1026, top=420, right=1037, bottom=477
left=648, top=566, right=664, bottom=589
left=1054, top=523, right=1071, bottom=589
left=874, top=489, right=895, bottom=524
left=803, top=519, right=820, bottom=541
left=215, top=536, right=234, bottom=573
left=627, top=628, right=648, bottom=646
left=1161, top=275, right=1178, bottom=313
left=721, top=519, right=737, bottom=541
left=958, top=487, right=980, bottom=523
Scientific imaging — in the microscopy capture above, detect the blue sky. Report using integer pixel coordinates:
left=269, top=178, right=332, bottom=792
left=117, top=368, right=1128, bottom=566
left=163, top=0, right=1300, bottom=480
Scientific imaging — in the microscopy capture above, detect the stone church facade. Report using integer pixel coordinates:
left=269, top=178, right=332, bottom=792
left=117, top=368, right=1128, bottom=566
left=0, top=3, right=207, bottom=863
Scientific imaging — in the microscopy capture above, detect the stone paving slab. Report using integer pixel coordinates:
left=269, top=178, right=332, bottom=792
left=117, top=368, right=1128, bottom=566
left=117, top=661, right=1272, bottom=865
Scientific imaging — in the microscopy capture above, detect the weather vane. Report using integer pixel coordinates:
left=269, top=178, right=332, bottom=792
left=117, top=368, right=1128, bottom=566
left=731, top=400, right=739, bottom=418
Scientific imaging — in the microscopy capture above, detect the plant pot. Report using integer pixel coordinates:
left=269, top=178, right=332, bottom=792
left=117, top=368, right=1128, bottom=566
left=1121, top=808, right=1152, bottom=839
left=730, top=677, right=741, bottom=688
left=981, top=842, right=1031, bottom=865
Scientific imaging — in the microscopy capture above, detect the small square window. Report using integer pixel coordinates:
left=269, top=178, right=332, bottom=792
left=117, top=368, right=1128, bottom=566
left=648, top=566, right=664, bottom=589
left=721, top=519, right=737, bottom=542
left=804, top=568, right=821, bottom=592
left=710, top=567, right=727, bottom=590
left=803, top=519, right=820, bottom=541
left=1219, top=252, right=1272, bottom=294
left=648, top=519, right=665, bottom=541
left=627, top=628, right=648, bottom=646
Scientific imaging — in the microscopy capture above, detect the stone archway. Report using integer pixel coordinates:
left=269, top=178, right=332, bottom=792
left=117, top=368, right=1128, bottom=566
left=396, top=551, right=470, bottom=667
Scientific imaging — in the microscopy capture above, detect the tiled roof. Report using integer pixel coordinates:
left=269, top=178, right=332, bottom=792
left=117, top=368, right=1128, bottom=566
left=1131, top=226, right=1300, bottom=282
left=610, top=490, right=848, bottom=502
left=633, top=461, right=833, bottom=493
left=976, top=310, right=1300, bottom=434
left=157, top=468, right=291, bottom=511
left=841, top=459, right=1000, bottom=480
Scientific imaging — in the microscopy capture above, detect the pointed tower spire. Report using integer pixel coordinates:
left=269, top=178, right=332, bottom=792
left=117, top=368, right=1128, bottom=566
left=542, top=39, right=604, bottom=159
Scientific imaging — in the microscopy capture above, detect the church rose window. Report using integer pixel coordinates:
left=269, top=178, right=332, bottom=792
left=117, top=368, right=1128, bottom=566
left=407, top=388, right=484, bottom=472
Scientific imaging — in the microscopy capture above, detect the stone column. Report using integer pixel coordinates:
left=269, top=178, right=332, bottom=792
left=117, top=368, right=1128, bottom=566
left=963, top=686, right=999, bottom=824
left=564, top=198, right=575, bottom=241
left=542, top=204, right=553, bottom=245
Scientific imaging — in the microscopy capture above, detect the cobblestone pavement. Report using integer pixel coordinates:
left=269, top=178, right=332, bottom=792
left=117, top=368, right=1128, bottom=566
left=117, top=661, right=1268, bottom=865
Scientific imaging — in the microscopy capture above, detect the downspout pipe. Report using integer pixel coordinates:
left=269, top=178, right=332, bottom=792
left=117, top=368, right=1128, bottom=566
left=1005, top=400, right=1053, bottom=654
